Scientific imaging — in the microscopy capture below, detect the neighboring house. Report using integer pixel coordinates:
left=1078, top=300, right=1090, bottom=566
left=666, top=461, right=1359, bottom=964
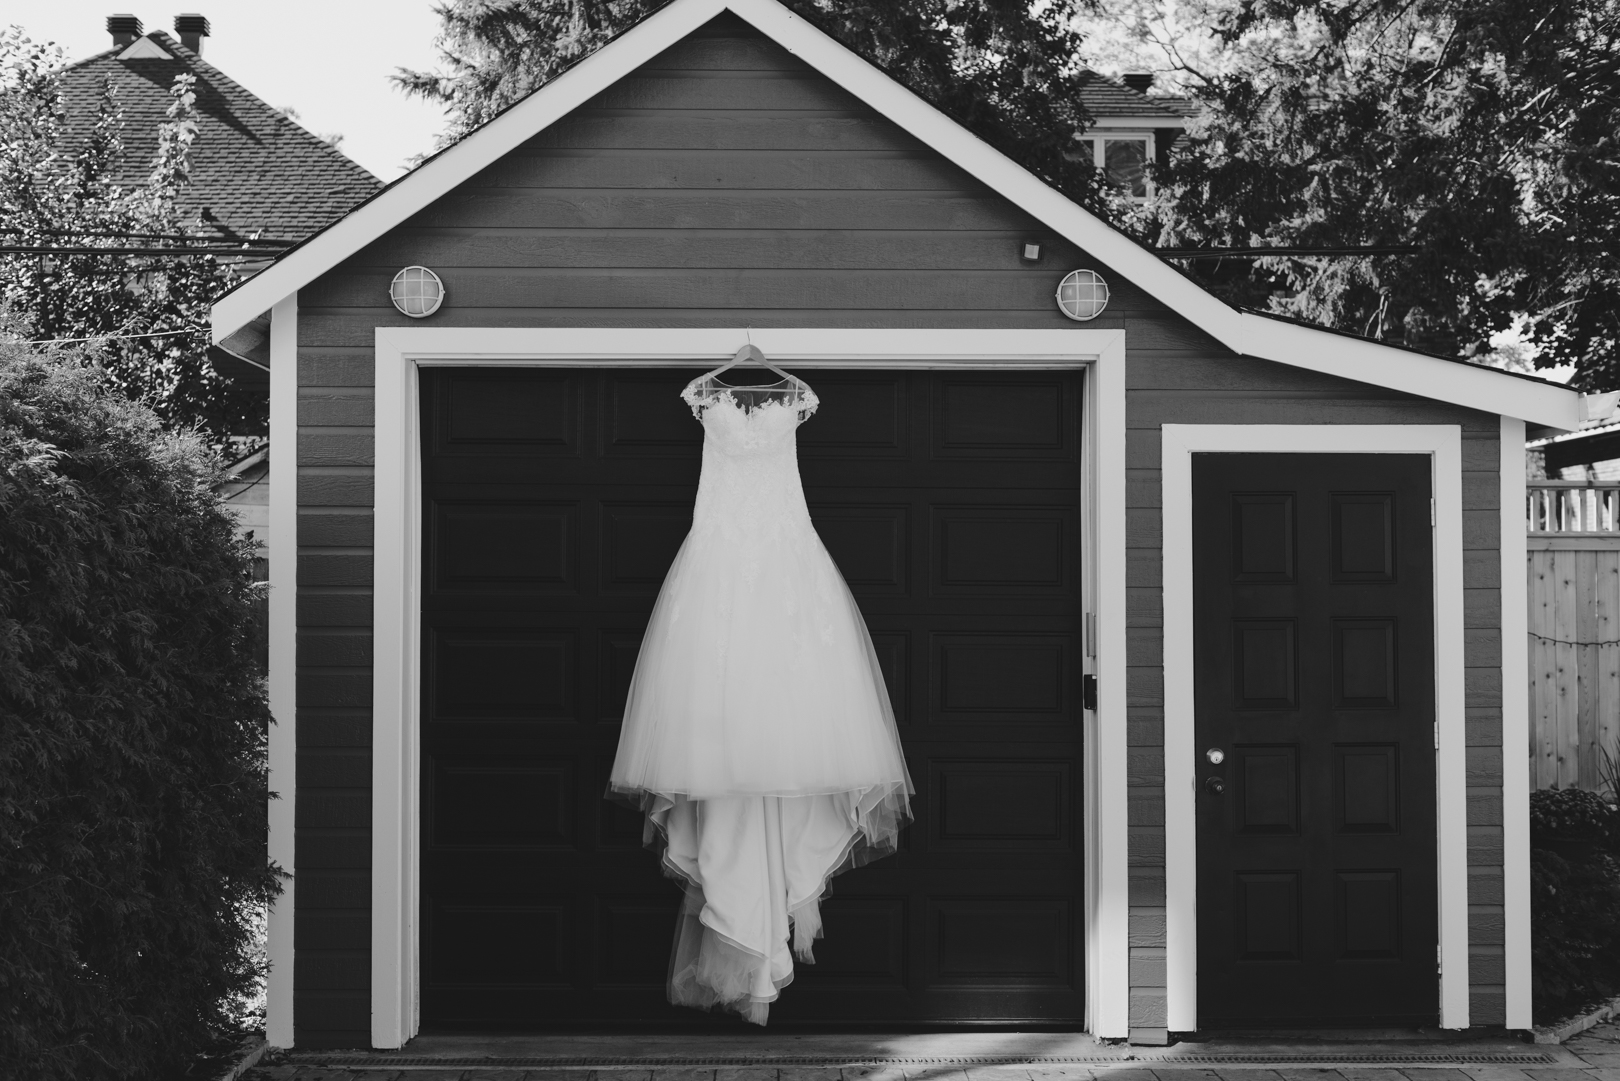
left=56, top=14, right=382, bottom=556
left=1076, top=70, right=1195, bottom=198
left=209, top=0, right=1587, bottom=1052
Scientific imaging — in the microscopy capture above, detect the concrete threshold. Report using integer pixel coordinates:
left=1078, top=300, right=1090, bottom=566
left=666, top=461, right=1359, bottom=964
left=285, top=1031, right=1582, bottom=1070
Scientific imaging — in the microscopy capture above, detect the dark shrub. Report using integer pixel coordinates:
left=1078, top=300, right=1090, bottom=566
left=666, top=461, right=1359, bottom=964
left=1530, top=787, right=1620, bottom=1022
left=0, top=338, right=281, bottom=1080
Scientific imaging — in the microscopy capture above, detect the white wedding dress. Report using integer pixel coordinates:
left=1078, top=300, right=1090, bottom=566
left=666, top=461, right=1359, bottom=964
left=607, top=369, right=913, bottom=1025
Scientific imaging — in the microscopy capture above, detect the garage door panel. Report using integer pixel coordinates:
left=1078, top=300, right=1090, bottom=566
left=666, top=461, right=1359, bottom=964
left=420, top=368, right=1084, bottom=1026
left=435, top=371, right=579, bottom=455
left=428, top=629, right=576, bottom=721
left=427, top=755, right=577, bottom=848
left=812, top=504, right=909, bottom=594
left=797, top=374, right=909, bottom=457
left=934, top=377, right=1079, bottom=459
left=600, top=501, right=693, bottom=592
left=933, top=633, right=1074, bottom=720
left=431, top=501, right=578, bottom=593
left=601, top=371, right=705, bottom=456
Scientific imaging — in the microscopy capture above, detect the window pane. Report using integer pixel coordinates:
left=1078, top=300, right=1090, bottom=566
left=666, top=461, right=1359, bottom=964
left=1104, top=139, right=1147, bottom=198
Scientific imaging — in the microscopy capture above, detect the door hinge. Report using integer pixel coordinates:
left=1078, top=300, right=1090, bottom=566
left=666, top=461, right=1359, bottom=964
left=1431, top=497, right=1436, bottom=526
left=1083, top=673, right=1098, bottom=711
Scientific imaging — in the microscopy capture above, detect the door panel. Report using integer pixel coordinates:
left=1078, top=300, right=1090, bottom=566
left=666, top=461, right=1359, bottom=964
left=419, top=368, right=1085, bottom=1028
left=1193, top=453, right=1437, bottom=1027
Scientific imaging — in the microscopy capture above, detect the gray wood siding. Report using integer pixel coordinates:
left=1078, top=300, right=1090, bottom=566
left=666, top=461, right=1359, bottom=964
left=288, top=12, right=1507, bottom=1043
left=1124, top=356, right=1506, bottom=1030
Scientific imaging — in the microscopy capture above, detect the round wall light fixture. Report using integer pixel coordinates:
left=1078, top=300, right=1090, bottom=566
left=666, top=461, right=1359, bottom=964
left=390, top=265, right=445, bottom=318
left=1055, top=268, right=1110, bottom=321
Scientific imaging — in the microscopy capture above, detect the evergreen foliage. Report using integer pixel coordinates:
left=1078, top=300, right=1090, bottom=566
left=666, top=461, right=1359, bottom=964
left=1530, top=787, right=1620, bottom=1022
left=394, top=0, right=1121, bottom=213
left=1085, top=0, right=1620, bottom=386
left=0, top=28, right=265, bottom=452
left=0, top=331, right=281, bottom=1081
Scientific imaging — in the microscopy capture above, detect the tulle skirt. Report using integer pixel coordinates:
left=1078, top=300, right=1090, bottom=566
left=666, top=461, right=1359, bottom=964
left=608, top=515, right=912, bottom=1023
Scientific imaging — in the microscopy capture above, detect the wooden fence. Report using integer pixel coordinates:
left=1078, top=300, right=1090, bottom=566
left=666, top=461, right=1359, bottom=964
left=1528, top=481, right=1620, bottom=791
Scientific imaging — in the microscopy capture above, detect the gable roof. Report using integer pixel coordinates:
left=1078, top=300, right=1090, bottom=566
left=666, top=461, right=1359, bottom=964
left=59, top=31, right=381, bottom=242
left=208, top=0, right=1581, bottom=429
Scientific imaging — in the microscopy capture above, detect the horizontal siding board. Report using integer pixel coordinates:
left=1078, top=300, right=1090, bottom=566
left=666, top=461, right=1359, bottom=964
left=643, top=34, right=816, bottom=71
left=299, top=351, right=375, bottom=386
left=298, top=474, right=375, bottom=507
left=298, top=632, right=375, bottom=667
left=296, top=910, right=372, bottom=950
left=296, top=831, right=372, bottom=868
left=292, top=991, right=369, bottom=1033
left=1126, top=393, right=1484, bottom=429
left=298, top=392, right=375, bottom=426
left=299, top=511, right=375, bottom=547
left=584, top=73, right=866, bottom=112
left=296, top=308, right=1116, bottom=347
left=297, top=670, right=373, bottom=709
left=296, top=790, right=372, bottom=830
left=299, top=433, right=375, bottom=467
left=297, top=553, right=374, bottom=587
left=296, top=711, right=373, bottom=748
left=297, top=592, right=374, bottom=626
left=295, top=868, right=371, bottom=908
left=414, top=190, right=1036, bottom=231
left=354, top=228, right=1096, bottom=272
left=1130, top=908, right=1167, bottom=948
left=477, top=149, right=978, bottom=191
left=1471, top=990, right=1506, bottom=1025
left=528, top=113, right=919, bottom=152
left=297, top=749, right=372, bottom=787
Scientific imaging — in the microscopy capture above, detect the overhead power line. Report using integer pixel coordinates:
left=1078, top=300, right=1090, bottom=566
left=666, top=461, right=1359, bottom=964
left=1154, top=245, right=1421, bottom=259
left=0, top=226, right=296, bottom=245
left=0, top=246, right=285, bottom=256
left=23, top=327, right=210, bottom=345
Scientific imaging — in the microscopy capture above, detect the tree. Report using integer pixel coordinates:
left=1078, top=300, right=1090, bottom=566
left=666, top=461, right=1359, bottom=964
left=395, top=0, right=1122, bottom=214
left=0, top=28, right=266, bottom=453
left=1079, top=0, right=1620, bottom=388
left=0, top=328, right=279, bottom=1081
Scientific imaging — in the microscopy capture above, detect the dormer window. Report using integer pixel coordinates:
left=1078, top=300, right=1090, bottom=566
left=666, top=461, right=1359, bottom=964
left=1081, top=133, right=1154, bottom=199
left=1103, top=138, right=1148, bottom=198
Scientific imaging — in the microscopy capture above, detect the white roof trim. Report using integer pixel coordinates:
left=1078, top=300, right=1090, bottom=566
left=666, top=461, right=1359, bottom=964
left=209, top=0, right=1580, bottom=429
left=118, top=36, right=172, bottom=60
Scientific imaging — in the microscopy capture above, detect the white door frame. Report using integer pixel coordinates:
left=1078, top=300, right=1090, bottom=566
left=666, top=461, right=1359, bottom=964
left=367, top=326, right=1130, bottom=1048
left=1159, top=424, right=1470, bottom=1032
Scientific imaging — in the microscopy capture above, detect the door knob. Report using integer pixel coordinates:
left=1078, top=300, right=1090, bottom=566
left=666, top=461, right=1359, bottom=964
left=1205, top=776, right=1226, bottom=795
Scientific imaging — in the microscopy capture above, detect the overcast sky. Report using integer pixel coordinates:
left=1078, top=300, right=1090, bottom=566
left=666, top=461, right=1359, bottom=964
left=11, top=0, right=449, bottom=179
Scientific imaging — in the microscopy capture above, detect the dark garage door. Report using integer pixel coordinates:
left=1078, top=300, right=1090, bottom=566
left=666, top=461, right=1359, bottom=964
left=419, top=367, right=1085, bottom=1027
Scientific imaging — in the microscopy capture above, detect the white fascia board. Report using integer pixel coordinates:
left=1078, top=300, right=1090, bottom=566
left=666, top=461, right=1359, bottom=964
left=1235, top=312, right=1581, bottom=430
left=209, top=0, right=1582, bottom=430
left=208, top=0, right=728, bottom=343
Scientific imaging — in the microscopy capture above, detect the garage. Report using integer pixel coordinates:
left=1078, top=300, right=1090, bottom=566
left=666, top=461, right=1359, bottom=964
left=417, top=366, right=1087, bottom=1026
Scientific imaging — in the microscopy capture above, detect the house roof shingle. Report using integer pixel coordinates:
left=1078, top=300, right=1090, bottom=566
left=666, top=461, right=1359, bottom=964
left=56, top=31, right=381, bottom=242
left=1075, top=69, right=1190, bottom=122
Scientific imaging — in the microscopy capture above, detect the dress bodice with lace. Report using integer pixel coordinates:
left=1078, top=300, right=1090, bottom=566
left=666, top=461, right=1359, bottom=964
left=606, top=371, right=911, bottom=1026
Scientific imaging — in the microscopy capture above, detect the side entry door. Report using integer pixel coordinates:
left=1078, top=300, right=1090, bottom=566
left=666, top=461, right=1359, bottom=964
left=1193, top=453, right=1438, bottom=1027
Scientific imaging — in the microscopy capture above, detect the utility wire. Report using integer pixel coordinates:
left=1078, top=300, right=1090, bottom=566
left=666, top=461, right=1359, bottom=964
left=1155, top=245, right=1421, bottom=259
left=0, top=225, right=296, bottom=245
left=23, top=327, right=209, bottom=345
left=0, top=245, right=284, bottom=256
